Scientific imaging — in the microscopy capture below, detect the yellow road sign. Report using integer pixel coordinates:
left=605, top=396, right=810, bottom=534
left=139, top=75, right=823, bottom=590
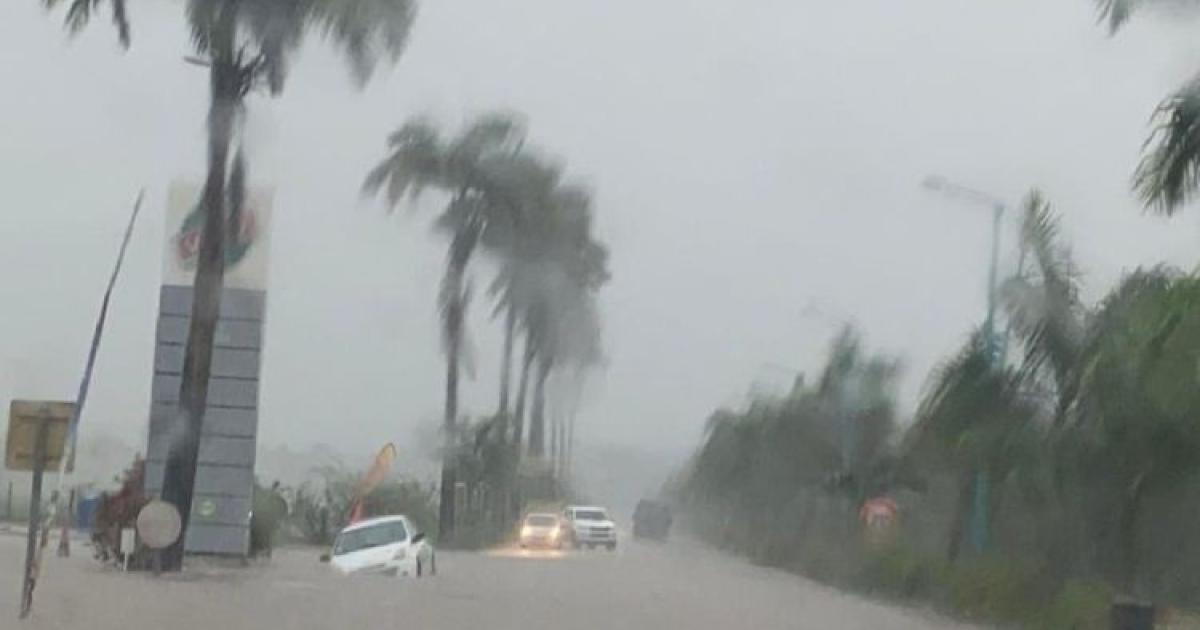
left=6, top=400, right=74, bottom=472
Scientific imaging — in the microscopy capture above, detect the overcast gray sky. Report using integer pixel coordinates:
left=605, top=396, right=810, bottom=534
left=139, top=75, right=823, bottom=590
left=3, top=1, right=1200, bottom=470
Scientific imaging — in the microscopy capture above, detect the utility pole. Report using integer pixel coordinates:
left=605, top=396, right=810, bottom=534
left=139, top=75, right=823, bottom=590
left=922, top=175, right=1008, bottom=553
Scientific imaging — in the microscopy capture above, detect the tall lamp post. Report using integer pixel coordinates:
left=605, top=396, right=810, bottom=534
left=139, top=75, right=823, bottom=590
left=921, top=175, right=1007, bottom=553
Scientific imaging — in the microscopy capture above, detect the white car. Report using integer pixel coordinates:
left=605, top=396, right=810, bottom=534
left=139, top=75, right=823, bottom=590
left=323, top=515, right=435, bottom=578
left=519, top=512, right=566, bottom=549
left=563, top=505, right=618, bottom=550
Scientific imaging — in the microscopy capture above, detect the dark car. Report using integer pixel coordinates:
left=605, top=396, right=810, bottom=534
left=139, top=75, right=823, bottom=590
left=632, top=499, right=672, bottom=541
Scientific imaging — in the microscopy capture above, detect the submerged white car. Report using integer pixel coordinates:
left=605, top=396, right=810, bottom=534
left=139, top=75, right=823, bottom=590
left=563, top=506, right=618, bottom=550
left=323, top=515, right=435, bottom=578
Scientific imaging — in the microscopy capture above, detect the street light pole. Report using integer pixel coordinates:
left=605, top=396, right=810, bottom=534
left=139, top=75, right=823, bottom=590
left=922, top=176, right=1007, bottom=554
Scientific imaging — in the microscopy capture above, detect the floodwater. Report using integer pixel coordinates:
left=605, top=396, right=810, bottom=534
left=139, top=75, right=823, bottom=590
left=0, top=530, right=974, bottom=629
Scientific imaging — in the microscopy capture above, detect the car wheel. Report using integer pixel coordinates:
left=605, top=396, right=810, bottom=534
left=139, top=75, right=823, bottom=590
left=416, top=559, right=423, bottom=578
left=430, top=552, right=437, bottom=576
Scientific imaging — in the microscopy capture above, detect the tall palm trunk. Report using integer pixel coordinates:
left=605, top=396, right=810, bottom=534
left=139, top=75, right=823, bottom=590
left=565, top=409, right=577, bottom=477
left=439, top=304, right=460, bottom=542
left=1118, top=475, right=1147, bottom=596
left=549, top=402, right=559, bottom=471
left=528, top=356, right=553, bottom=457
left=512, top=340, right=534, bottom=446
left=497, top=302, right=515, bottom=425
left=438, top=222, right=476, bottom=543
left=160, top=11, right=238, bottom=571
left=946, top=469, right=975, bottom=563
left=558, top=411, right=568, bottom=478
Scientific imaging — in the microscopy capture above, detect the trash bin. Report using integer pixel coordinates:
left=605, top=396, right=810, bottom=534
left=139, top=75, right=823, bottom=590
left=1111, top=601, right=1154, bottom=630
left=76, top=493, right=101, bottom=532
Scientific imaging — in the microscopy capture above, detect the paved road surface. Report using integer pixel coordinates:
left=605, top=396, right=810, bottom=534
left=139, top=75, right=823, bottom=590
left=0, top=532, right=973, bottom=629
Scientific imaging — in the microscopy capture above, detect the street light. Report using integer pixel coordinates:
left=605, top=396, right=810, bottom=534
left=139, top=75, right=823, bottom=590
left=921, top=175, right=1006, bottom=361
left=921, top=174, right=1009, bottom=554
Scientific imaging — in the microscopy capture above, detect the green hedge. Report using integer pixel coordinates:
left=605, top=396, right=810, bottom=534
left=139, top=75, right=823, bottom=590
left=853, top=544, right=1111, bottom=629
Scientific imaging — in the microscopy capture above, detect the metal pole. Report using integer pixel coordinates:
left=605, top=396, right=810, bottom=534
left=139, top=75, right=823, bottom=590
left=58, top=489, right=74, bottom=557
left=969, top=203, right=1004, bottom=553
left=20, top=422, right=48, bottom=619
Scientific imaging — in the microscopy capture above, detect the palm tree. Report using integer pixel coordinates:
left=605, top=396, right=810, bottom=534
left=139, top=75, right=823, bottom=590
left=522, top=275, right=560, bottom=458
left=479, top=154, right=565, bottom=426
left=1067, top=268, right=1200, bottom=595
left=1096, top=0, right=1200, bottom=212
left=1000, top=190, right=1084, bottom=423
left=481, top=166, right=608, bottom=453
left=363, top=113, right=528, bottom=540
left=42, top=0, right=131, bottom=47
left=515, top=239, right=607, bottom=459
left=550, top=294, right=603, bottom=476
left=682, top=328, right=900, bottom=561
left=910, top=331, right=1039, bottom=562
left=45, top=0, right=417, bottom=569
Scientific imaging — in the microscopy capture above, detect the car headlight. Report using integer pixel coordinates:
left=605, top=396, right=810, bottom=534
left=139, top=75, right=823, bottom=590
left=393, top=548, right=407, bottom=561
left=549, top=527, right=560, bottom=539
left=520, top=526, right=533, bottom=538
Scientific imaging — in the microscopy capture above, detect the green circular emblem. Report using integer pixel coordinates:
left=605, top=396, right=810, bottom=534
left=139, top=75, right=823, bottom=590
left=196, top=498, right=217, bottom=519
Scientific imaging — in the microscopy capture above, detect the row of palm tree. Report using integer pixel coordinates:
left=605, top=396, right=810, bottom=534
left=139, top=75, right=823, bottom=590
left=683, top=5, right=1200, bottom=600
left=681, top=189, right=1200, bottom=605
left=44, top=0, right=418, bottom=569
left=680, top=328, right=910, bottom=565
left=917, top=192, right=1200, bottom=598
left=362, top=112, right=608, bottom=540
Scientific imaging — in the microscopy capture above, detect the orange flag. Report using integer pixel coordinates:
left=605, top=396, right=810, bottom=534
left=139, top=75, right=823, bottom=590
left=347, top=443, right=397, bottom=525
left=348, top=499, right=366, bottom=525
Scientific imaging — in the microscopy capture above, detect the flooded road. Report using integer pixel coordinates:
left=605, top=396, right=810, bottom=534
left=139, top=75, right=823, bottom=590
left=0, top=532, right=972, bottom=629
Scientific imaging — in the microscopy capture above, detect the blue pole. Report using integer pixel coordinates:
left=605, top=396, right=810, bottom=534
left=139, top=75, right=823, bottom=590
left=969, top=203, right=1004, bottom=553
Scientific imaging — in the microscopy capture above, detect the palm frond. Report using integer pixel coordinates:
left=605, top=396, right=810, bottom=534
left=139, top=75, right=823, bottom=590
left=43, top=0, right=130, bottom=48
left=237, top=0, right=307, bottom=93
left=185, top=0, right=218, bottom=54
left=307, top=0, right=417, bottom=86
left=911, top=328, right=1037, bottom=474
left=111, top=0, right=130, bottom=47
left=1096, top=0, right=1142, bottom=33
left=185, top=0, right=415, bottom=92
left=362, top=120, right=443, bottom=208
left=1133, top=76, right=1200, bottom=215
left=1000, top=190, right=1083, bottom=398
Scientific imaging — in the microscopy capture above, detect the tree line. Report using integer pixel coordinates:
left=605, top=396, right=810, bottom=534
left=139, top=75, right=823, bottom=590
left=362, top=114, right=608, bottom=541
left=683, top=4, right=1200, bottom=623
left=679, top=195, right=1200, bottom=623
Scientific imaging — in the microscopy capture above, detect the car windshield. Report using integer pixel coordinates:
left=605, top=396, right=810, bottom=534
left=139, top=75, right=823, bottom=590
left=574, top=510, right=607, bottom=521
left=526, top=515, right=557, bottom=527
left=333, top=521, right=407, bottom=556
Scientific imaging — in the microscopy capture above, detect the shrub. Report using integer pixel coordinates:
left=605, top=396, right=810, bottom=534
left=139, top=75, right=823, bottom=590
left=942, top=556, right=1051, bottom=624
left=856, top=543, right=944, bottom=600
left=1033, top=580, right=1111, bottom=630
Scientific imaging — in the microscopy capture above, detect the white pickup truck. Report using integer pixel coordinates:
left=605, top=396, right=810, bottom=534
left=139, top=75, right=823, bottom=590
left=562, top=505, right=617, bottom=551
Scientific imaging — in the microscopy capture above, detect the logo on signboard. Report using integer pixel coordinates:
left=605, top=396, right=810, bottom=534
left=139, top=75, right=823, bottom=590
left=195, top=498, right=217, bottom=519
left=174, top=200, right=259, bottom=272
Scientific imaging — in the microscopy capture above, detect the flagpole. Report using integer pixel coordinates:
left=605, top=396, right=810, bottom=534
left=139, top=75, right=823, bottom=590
left=48, top=191, right=145, bottom=550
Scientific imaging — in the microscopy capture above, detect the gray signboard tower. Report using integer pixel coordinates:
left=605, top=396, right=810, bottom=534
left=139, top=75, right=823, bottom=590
left=143, top=182, right=272, bottom=556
